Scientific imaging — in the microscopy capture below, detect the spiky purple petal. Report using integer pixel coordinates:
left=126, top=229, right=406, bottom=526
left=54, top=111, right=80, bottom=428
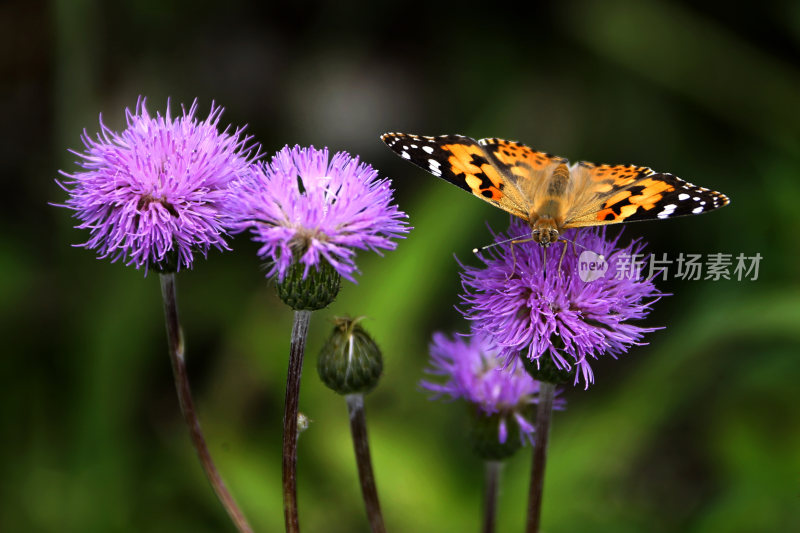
left=56, top=98, right=257, bottom=273
left=460, top=220, right=664, bottom=388
left=226, top=145, right=410, bottom=282
left=421, top=332, right=564, bottom=444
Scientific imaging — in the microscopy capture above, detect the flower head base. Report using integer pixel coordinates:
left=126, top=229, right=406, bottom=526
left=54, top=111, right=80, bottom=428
left=276, top=259, right=342, bottom=310
left=57, top=98, right=257, bottom=273
left=421, top=332, right=563, bottom=450
left=460, top=221, right=664, bottom=388
left=226, top=145, right=410, bottom=283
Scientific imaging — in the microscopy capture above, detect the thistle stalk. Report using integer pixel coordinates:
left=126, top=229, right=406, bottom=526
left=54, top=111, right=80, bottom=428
left=282, top=309, right=312, bottom=533
left=346, top=393, right=386, bottom=533
left=525, top=381, right=556, bottom=533
left=160, top=273, right=253, bottom=533
left=482, top=460, right=502, bottom=533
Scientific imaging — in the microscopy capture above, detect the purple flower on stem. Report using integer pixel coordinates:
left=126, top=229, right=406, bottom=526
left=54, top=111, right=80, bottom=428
left=56, top=98, right=258, bottom=273
left=226, top=145, right=410, bottom=282
left=421, top=332, right=564, bottom=445
left=460, top=220, right=664, bottom=388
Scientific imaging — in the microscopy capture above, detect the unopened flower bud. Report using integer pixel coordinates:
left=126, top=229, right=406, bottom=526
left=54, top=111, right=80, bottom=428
left=317, top=317, right=382, bottom=395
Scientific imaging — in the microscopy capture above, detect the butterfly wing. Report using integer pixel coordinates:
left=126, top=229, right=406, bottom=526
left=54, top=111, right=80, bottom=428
left=564, top=162, right=730, bottom=227
left=382, top=134, right=730, bottom=230
left=381, top=133, right=554, bottom=221
left=478, top=137, right=567, bottom=178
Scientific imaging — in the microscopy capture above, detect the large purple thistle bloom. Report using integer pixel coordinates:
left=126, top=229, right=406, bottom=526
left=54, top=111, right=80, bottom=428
left=226, top=145, right=411, bottom=282
left=421, top=332, right=564, bottom=445
left=57, top=98, right=258, bottom=272
left=460, top=220, right=664, bottom=388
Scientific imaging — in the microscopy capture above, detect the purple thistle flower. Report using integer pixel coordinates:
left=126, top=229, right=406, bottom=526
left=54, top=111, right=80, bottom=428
left=226, top=145, right=411, bottom=282
left=421, top=332, right=564, bottom=445
left=460, top=220, right=664, bottom=389
left=56, top=98, right=258, bottom=273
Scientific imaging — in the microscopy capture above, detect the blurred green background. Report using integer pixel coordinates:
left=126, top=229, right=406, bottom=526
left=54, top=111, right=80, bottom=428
left=2, top=0, right=799, bottom=531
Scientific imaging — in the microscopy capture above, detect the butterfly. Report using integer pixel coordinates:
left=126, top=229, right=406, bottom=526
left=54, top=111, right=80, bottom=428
left=381, top=133, right=730, bottom=246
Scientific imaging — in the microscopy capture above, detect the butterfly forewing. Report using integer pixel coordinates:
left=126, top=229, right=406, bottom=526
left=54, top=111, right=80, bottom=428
left=381, top=133, right=531, bottom=219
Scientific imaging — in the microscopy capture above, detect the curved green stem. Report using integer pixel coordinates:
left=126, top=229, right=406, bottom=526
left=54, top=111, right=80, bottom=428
left=159, top=273, right=253, bottom=533
left=346, top=393, right=386, bottom=533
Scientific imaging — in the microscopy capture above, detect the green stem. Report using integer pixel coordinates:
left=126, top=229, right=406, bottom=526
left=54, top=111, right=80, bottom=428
left=346, top=393, right=386, bottom=533
left=525, top=381, right=556, bottom=533
left=282, top=310, right=312, bottom=533
left=159, top=273, right=253, bottom=533
left=482, top=460, right=502, bottom=533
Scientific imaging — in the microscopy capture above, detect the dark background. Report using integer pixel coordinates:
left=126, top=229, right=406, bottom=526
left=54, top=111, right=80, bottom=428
left=2, top=0, right=799, bottom=531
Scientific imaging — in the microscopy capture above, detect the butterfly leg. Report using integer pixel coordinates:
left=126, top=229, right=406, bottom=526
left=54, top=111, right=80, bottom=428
left=556, top=239, right=574, bottom=276
left=506, top=241, right=517, bottom=281
left=508, top=237, right=537, bottom=279
left=551, top=237, right=587, bottom=276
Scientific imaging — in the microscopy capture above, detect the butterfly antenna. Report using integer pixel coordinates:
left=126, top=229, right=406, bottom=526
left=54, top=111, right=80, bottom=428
left=472, top=233, right=529, bottom=255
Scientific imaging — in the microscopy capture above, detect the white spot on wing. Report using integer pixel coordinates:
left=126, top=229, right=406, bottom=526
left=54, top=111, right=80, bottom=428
left=678, top=193, right=690, bottom=201
left=657, top=203, right=677, bottom=219
left=428, top=159, right=442, bottom=176
left=692, top=206, right=704, bottom=214
left=422, top=146, right=434, bottom=154
left=401, top=151, right=410, bottom=160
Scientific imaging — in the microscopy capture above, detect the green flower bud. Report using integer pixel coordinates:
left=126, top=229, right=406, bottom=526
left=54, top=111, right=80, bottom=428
left=276, top=260, right=341, bottom=310
left=317, top=317, right=382, bottom=395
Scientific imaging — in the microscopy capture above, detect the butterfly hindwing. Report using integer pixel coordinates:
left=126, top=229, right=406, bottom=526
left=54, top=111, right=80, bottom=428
left=565, top=165, right=731, bottom=227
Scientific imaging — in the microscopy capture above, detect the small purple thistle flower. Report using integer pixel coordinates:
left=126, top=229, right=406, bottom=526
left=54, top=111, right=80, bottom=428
left=421, top=332, right=564, bottom=445
left=226, top=145, right=411, bottom=282
left=460, top=220, right=664, bottom=389
left=56, top=98, right=258, bottom=273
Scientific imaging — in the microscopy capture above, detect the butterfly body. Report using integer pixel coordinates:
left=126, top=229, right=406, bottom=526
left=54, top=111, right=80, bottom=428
left=381, top=133, right=729, bottom=245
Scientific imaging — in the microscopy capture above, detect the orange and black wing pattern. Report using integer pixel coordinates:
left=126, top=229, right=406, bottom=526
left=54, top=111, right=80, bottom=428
left=564, top=162, right=730, bottom=227
left=381, top=133, right=562, bottom=221
left=381, top=133, right=730, bottom=230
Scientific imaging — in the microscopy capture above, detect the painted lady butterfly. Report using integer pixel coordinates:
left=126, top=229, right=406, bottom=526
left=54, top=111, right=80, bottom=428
left=381, top=133, right=730, bottom=246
